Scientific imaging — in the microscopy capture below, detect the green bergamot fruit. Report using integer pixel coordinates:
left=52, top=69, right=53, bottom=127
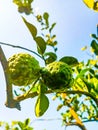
left=40, top=61, right=73, bottom=90
left=8, top=53, right=40, bottom=86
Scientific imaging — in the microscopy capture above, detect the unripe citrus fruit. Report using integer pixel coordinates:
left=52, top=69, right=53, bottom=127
left=40, top=61, right=73, bottom=90
left=8, top=53, right=40, bottom=86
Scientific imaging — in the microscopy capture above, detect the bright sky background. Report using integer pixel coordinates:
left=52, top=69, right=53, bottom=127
left=0, top=0, right=98, bottom=130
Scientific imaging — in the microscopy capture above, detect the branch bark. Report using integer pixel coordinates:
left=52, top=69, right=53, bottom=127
left=14, top=89, right=98, bottom=107
left=66, top=122, right=87, bottom=130
left=14, top=89, right=52, bottom=102
left=0, top=46, right=20, bottom=110
left=57, top=90, right=98, bottom=106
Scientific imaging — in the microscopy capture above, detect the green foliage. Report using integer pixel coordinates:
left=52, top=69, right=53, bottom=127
left=35, top=93, right=49, bottom=117
left=22, top=17, right=37, bottom=39
left=0, top=0, right=98, bottom=129
left=49, top=23, right=56, bottom=33
left=59, top=56, right=79, bottom=66
left=43, top=12, right=49, bottom=29
left=35, top=36, right=46, bottom=55
left=36, top=12, right=50, bottom=30
left=22, top=13, right=57, bottom=59
left=44, top=52, right=57, bottom=64
left=0, top=118, right=33, bottom=130
left=91, top=40, right=98, bottom=55
left=9, top=2, right=98, bottom=124
left=13, top=0, right=33, bottom=15
left=56, top=46, right=98, bottom=125
left=90, top=34, right=98, bottom=39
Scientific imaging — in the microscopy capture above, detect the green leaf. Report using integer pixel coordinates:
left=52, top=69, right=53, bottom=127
left=35, top=36, right=46, bottom=54
left=81, top=78, right=94, bottom=92
left=59, top=56, right=78, bottom=66
left=44, top=52, right=57, bottom=64
left=91, top=78, right=98, bottom=93
left=37, top=82, right=47, bottom=94
left=43, top=12, right=49, bottom=20
left=18, top=122, right=24, bottom=129
left=24, top=118, right=30, bottom=127
left=30, top=84, right=38, bottom=93
left=43, top=12, right=49, bottom=27
left=57, top=104, right=63, bottom=111
left=80, top=68, right=90, bottom=76
left=91, top=40, right=98, bottom=55
left=76, top=68, right=90, bottom=79
left=90, top=34, right=98, bottom=40
left=49, top=23, right=56, bottom=33
left=35, top=94, right=49, bottom=117
left=22, top=17, right=37, bottom=39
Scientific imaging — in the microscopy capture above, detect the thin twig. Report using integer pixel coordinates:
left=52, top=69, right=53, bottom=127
left=31, top=118, right=98, bottom=122
left=0, top=42, right=43, bottom=60
left=24, top=78, right=39, bottom=97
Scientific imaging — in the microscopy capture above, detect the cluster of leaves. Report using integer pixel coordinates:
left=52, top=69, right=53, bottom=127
left=12, top=0, right=97, bottom=127
left=0, top=0, right=97, bottom=129
left=53, top=31, right=98, bottom=128
left=0, top=118, right=33, bottom=130
left=22, top=14, right=58, bottom=64
left=12, top=0, right=78, bottom=116
left=13, top=14, right=78, bottom=117
left=12, top=0, right=62, bottom=117
left=16, top=12, right=59, bottom=117
left=13, top=0, right=33, bottom=15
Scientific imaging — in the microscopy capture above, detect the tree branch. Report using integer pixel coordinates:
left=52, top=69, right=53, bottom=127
left=13, top=89, right=98, bottom=106
left=66, top=122, right=87, bottom=130
left=0, top=46, right=20, bottom=110
left=14, top=89, right=52, bottom=102
left=58, top=90, right=98, bottom=106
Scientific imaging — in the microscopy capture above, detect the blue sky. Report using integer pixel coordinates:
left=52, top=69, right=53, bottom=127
left=0, top=0, right=98, bottom=130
